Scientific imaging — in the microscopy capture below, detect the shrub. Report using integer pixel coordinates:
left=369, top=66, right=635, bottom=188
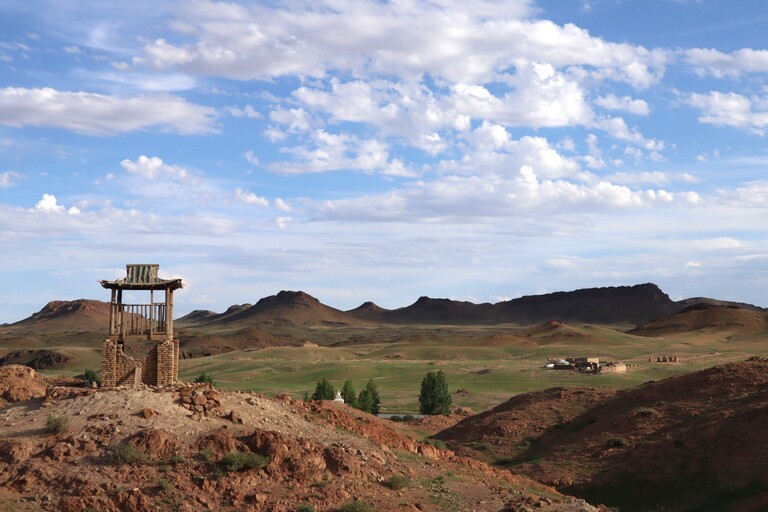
left=157, top=479, right=172, bottom=492
left=423, top=438, right=447, bottom=450
left=296, top=506, right=316, bottom=512
left=45, top=414, right=69, bottom=434
left=607, top=436, right=630, bottom=448
left=356, top=379, right=381, bottom=415
left=198, top=447, right=214, bottom=463
left=312, top=378, right=335, bottom=400
left=111, top=442, right=147, bottom=464
left=81, top=368, right=99, bottom=385
left=338, top=499, right=374, bottom=512
left=383, top=474, right=410, bottom=490
left=218, top=450, right=268, bottom=472
left=636, top=407, right=658, bottom=417
left=194, top=372, right=215, bottom=386
left=418, top=370, right=452, bottom=415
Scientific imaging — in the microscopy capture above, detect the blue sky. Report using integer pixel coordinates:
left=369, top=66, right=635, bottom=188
left=1, top=0, right=767, bottom=323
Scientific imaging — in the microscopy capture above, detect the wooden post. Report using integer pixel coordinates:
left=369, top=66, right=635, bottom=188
left=149, top=289, right=154, bottom=339
left=109, top=289, right=117, bottom=336
left=117, top=289, right=124, bottom=341
left=167, top=287, right=174, bottom=339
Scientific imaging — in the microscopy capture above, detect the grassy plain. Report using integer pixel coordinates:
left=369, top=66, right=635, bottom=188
left=176, top=323, right=766, bottom=413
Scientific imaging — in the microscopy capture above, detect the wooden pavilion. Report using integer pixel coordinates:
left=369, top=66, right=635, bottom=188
left=99, top=264, right=183, bottom=387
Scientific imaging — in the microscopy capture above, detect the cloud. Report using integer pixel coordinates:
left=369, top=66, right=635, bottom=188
left=312, top=165, right=701, bottom=223
left=0, top=87, right=216, bottom=135
left=120, top=155, right=189, bottom=180
left=720, top=180, right=768, bottom=206
left=687, top=48, right=768, bottom=78
left=594, top=94, right=650, bottom=115
left=274, top=198, right=291, bottom=212
left=687, top=91, right=768, bottom=135
left=687, top=237, right=742, bottom=251
left=269, top=129, right=413, bottom=176
left=137, top=0, right=665, bottom=89
left=32, top=194, right=80, bottom=215
left=0, top=171, right=22, bottom=188
left=244, top=150, right=260, bottom=165
left=227, top=105, right=261, bottom=118
left=234, top=188, right=269, bottom=206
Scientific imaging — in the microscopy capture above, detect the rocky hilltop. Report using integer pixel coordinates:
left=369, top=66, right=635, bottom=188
left=0, top=365, right=599, bottom=512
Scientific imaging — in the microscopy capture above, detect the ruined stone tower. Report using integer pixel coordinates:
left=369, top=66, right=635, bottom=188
left=99, top=264, right=183, bottom=387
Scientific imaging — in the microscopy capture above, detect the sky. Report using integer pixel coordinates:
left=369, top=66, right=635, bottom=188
left=1, top=0, right=767, bottom=323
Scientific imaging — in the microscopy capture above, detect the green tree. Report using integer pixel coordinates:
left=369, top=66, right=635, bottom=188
left=341, top=380, right=357, bottom=407
left=357, top=379, right=381, bottom=415
left=311, top=378, right=335, bottom=400
left=418, top=370, right=452, bottom=415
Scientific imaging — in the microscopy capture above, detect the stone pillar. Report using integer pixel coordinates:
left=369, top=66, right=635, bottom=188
left=101, top=339, right=118, bottom=387
left=155, top=338, right=177, bottom=386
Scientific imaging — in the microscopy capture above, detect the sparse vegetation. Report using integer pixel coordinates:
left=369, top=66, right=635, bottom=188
left=607, top=436, right=630, bottom=448
left=338, top=499, right=375, bottom=512
left=111, top=442, right=147, bottom=464
left=157, top=478, right=172, bottom=492
left=218, top=450, right=268, bottom=472
left=636, top=406, right=659, bottom=417
left=423, top=438, right=447, bottom=450
left=45, top=414, right=69, bottom=434
left=296, top=506, right=316, bottom=512
left=198, top=447, right=214, bottom=463
left=383, top=474, right=411, bottom=490
left=194, top=372, right=215, bottom=386
left=419, top=370, right=452, bottom=415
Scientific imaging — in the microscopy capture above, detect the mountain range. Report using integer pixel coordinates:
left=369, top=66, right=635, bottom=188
left=2, top=283, right=764, bottom=335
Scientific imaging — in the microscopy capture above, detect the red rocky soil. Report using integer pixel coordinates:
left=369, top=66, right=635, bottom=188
left=436, top=357, right=768, bottom=512
left=0, top=366, right=602, bottom=512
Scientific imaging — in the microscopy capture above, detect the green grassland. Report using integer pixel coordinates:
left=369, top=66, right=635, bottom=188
left=177, top=323, right=766, bottom=413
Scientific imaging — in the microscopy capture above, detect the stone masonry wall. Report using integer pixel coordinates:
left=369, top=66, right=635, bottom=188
left=101, top=338, right=179, bottom=387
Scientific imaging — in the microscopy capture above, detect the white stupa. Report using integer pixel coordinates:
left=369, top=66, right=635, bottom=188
left=333, top=390, right=345, bottom=403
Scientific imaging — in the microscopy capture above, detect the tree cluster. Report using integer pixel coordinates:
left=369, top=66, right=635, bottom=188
left=310, top=370, right=453, bottom=416
left=310, top=378, right=380, bottom=414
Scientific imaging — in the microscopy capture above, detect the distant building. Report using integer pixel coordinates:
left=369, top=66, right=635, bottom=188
left=545, top=357, right=627, bottom=374
left=602, top=362, right=627, bottom=374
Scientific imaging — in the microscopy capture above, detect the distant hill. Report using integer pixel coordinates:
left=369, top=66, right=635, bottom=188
left=347, top=283, right=682, bottom=326
left=176, top=303, right=252, bottom=326
left=200, top=290, right=371, bottom=327
left=345, top=301, right=390, bottom=322
left=5, top=299, right=110, bottom=333
left=629, top=302, right=768, bottom=336
left=375, top=296, right=495, bottom=324
left=493, top=283, right=679, bottom=325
